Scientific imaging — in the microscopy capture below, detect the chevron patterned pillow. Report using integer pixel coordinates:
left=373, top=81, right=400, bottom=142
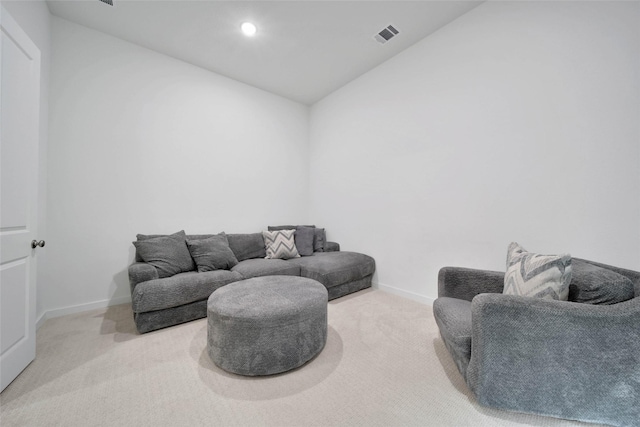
left=262, top=229, right=300, bottom=260
left=503, top=242, right=572, bottom=300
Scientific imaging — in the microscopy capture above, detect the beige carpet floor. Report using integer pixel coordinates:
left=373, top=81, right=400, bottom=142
left=1, top=289, right=604, bottom=427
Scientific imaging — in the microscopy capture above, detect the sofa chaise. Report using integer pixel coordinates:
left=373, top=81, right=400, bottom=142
left=128, top=227, right=375, bottom=333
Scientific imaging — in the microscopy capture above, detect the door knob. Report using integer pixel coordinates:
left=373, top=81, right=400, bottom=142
left=31, top=240, right=45, bottom=249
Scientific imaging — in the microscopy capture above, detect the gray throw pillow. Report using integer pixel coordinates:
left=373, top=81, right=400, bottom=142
left=136, top=230, right=186, bottom=241
left=186, top=234, right=238, bottom=272
left=295, top=227, right=315, bottom=257
left=568, top=259, right=635, bottom=305
left=133, top=233, right=195, bottom=278
left=135, top=230, right=187, bottom=262
left=227, top=233, right=266, bottom=261
left=503, top=242, right=572, bottom=300
left=313, top=228, right=326, bottom=252
left=186, top=234, right=216, bottom=241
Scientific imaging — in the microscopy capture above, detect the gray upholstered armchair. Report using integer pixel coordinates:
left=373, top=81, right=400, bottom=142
left=433, top=258, right=640, bottom=427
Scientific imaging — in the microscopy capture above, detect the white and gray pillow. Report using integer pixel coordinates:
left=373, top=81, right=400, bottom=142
left=133, top=231, right=195, bottom=278
left=262, top=229, right=300, bottom=260
left=186, top=234, right=238, bottom=272
left=503, top=242, right=572, bottom=300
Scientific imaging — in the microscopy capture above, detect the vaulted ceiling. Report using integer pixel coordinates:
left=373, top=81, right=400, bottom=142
left=47, top=1, right=483, bottom=104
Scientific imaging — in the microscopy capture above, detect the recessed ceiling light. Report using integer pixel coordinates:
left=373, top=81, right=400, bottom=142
left=241, top=22, right=257, bottom=37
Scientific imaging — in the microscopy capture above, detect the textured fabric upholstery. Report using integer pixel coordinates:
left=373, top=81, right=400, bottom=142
left=438, top=267, right=505, bottom=301
left=134, top=299, right=208, bottom=334
left=131, top=270, right=242, bottom=313
left=133, top=234, right=196, bottom=278
left=433, top=297, right=472, bottom=379
left=207, top=276, right=327, bottom=376
left=569, top=259, right=635, bottom=304
left=468, top=293, right=640, bottom=426
left=231, top=258, right=300, bottom=279
left=129, top=231, right=376, bottom=334
left=227, top=233, right=266, bottom=261
left=327, top=275, right=372, bottom=300
left=128, top=262, right=159, bottom=293
left=294, top=227, right=315, bottom=256
left=288, top=251, right=375, bottom=288
left=186, top=234, right=238, bottom=272
left=313, top=228, right=326, bottom=252
left=324, top=241, right=340, bottom=252
left=186, top=234, right=216, bottom=241
left=573, top=258, right=640, bottom=297
left=434, top=261, right=640, bottom=427
left=134, top=230, right=187, bottom=262
left=267, top=225, right=316, bottom=231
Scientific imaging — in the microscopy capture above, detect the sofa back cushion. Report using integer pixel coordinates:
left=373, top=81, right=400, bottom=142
left=133, top=232, right=196, bottom=278
left=186, top=234, right=216, bottom=241
left=135, top=230, right=187, bottom=262
left=568, top=259, right=635, bottom=305
left=294, top=227, right=316, bottom=256
left=313, top=228, right=326, bottom=252
left=186, top=234, right=238, bottom=272
left=268, top=225, right=315, bottom=231
left=227, top=233, right=266, bottom=261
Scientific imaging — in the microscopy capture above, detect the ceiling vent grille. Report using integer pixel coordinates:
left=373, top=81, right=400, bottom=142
left=99, top=0, right=114, bottom=6
left=374, top=25, right=399, bottom=44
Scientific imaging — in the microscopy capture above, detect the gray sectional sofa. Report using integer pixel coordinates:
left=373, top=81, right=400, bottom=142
left=128, top=229, right=375, bottom=333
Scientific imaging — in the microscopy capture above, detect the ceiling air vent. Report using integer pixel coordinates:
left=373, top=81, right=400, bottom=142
left=374, top=25, right=399, bottom=44
left=98, top=0, right=114, bottom=6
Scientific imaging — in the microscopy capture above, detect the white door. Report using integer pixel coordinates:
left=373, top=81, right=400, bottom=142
left=0, top=6, right=41, bottom=392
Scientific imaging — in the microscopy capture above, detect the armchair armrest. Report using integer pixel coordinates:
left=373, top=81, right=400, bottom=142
left=438, top=267, right=504, bottom=301
left=467, top=293, right=640, bottom=425
left=128, top=262, right=158, bottom=294
left=324, top=241, right=340, bottom=252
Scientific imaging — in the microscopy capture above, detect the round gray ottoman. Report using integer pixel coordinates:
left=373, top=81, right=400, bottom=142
left=207, top=275, right=328, bottom=376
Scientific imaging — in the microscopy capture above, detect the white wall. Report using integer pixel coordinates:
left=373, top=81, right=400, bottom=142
left=47, top=17, right=309, bottom=316
left=309, top=1, right=640, bottom=302
left=2, top=1, right=51, bottom=320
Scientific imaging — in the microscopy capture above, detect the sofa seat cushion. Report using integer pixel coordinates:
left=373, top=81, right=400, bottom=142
left=132, top=270, right=243, bottom=313
left=231, top=258, right=301, bottom=279
left=433, top=297, right=472, bottom=378
left=287, top=252, right=375, bottom=288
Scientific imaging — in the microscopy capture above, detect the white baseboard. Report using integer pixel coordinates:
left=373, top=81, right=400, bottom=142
left=36, top=295, right=131, bottom=330
left=34, top=284, right=434, bottom=330
left=373, top=281, right=435, bottom=306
